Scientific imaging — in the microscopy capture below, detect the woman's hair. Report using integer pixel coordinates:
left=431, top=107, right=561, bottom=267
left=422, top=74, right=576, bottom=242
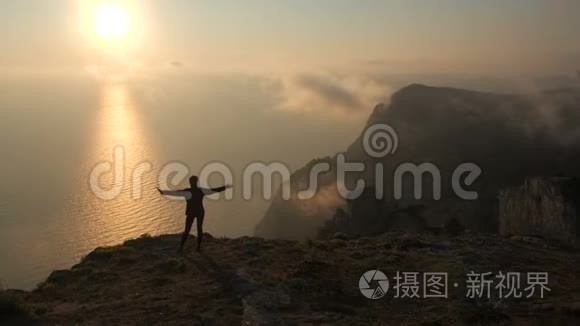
left=189, top=175, right=199, bottom=186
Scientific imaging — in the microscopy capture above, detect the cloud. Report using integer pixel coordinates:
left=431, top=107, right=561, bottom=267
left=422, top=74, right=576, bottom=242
left=122, top=63, right=394, bottom=118
left=295, top=74, right=363, bottom=110
left=282, top=73, right=392, bottom=115
left=170, top=60, right=184, bottom=68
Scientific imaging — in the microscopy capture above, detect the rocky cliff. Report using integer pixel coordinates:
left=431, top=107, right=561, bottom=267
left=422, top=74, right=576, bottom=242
left=257, top=84, right=580, bottom=239
left=499, top=177, right=580, bottom=245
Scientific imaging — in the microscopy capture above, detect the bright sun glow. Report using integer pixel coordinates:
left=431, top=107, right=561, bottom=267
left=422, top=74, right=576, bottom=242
left=93, top=3, right=129, bottom=41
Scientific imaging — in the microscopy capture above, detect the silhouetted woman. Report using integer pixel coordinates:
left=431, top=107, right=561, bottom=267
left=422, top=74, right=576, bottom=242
left=157, top=176, right=231, bottom=253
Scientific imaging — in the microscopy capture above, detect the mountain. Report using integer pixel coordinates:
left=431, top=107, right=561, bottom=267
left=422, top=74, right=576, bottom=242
left=256, top=84, right=580, bottom=239
left=3, top=232, right=580, bottom=324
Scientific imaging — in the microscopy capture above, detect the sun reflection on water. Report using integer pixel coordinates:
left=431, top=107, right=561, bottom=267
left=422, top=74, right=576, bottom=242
left=63, top=84, right=183, bottom=262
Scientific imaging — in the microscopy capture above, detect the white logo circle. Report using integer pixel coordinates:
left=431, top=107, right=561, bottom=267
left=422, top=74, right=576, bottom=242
left=359, top=270, right=389, bottom=299
left=363, top=124, right=398, bottom=158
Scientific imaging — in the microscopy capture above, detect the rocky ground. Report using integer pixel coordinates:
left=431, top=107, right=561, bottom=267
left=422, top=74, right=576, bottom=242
left=1, top=232, right=580, bottom=325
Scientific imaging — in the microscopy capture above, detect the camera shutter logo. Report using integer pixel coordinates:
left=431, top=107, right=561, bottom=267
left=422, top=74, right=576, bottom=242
left=359, top=270, right=389, bottom=299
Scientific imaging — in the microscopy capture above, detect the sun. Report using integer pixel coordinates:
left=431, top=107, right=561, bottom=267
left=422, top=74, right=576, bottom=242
left=93, top=3, right=129, bottom=41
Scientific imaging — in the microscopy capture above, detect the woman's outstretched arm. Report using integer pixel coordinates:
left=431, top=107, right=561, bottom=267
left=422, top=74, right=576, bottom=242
left=201, top=184, right=232, bottom=195
left=157, top=188, right=191, bottom=198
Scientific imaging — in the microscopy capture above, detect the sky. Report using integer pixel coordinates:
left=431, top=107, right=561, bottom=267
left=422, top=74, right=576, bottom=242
left=1, top=0, right=579, bottom=78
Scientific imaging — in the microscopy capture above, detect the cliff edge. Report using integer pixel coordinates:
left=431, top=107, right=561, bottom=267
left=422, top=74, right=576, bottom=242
left=2, top=233, right=580, bottom=325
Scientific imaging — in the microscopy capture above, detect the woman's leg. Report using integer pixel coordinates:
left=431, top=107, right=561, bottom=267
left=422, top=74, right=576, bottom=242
left=179, top=215, right=195, bottom=253
left=196, top=211, right=205, bottom=251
